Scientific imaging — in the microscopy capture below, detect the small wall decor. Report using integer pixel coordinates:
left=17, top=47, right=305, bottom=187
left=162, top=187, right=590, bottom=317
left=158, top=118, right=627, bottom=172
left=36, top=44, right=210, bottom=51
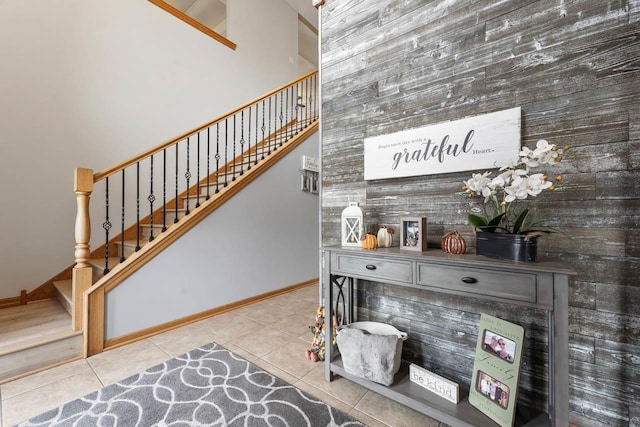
left=400, top=217, right=427, bottom=251
left=469, top=314, right=525, bottom=427
left=300, top=155, right=319, bottom=194
left=341, top=202, right=364, bottom=247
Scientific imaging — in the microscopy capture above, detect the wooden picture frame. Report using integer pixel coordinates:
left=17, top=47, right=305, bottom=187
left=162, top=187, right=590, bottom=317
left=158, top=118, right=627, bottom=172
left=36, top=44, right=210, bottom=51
left=400, top=217, right=427, bottom=251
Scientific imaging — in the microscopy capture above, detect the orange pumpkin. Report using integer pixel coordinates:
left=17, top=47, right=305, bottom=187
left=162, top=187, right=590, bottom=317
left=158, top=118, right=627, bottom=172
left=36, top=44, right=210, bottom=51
left=441, top=231, right=467, bottom=254
left=360, top=233, right=378, bottom=249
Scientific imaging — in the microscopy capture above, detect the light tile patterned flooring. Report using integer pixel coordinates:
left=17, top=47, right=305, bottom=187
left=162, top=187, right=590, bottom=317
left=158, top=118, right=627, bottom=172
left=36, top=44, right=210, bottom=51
left=1, top=284, right=446, bottom=426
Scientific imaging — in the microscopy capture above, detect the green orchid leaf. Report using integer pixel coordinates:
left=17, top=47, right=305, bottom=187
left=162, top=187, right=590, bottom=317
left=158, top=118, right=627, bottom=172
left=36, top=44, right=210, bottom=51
left=512, top=209, right=531, bottom=234
left=488, top=213, right=506, bottom=227
left=469, top=213, right=505, bottom=233
left=468, top=214, right=488, bottom=228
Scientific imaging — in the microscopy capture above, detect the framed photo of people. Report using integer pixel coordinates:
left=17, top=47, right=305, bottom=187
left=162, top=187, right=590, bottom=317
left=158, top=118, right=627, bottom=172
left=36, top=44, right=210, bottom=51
left=469, top=314, right=525, bottom=427
left=400, top=217, right=427, bottom=252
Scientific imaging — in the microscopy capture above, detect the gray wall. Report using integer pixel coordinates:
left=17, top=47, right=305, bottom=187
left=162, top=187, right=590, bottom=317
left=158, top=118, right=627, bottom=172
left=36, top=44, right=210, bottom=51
left=106, top=132, right=320, bottom=338
left=319, top=1, right=639, bottom=426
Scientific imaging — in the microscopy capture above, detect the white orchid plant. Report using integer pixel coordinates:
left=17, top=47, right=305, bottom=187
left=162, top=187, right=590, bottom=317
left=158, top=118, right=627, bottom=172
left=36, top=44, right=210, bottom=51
left=461, top=140, right=569, bottom=235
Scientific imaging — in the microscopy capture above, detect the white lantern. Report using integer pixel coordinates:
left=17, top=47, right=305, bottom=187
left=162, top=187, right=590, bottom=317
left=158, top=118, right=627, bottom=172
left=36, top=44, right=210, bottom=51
left=341, top=202, right=364, bottom=246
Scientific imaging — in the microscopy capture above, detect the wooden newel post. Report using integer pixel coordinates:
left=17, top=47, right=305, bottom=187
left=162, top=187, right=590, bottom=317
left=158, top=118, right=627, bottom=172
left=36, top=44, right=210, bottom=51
left=73, top=168, right=94, bottom=331
left=74, top=168, right=94, bottom=267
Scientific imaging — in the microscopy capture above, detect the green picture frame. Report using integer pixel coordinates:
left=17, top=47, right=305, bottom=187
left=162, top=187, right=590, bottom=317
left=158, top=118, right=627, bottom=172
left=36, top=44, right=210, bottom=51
left=469, top=314, right=525, bottom=427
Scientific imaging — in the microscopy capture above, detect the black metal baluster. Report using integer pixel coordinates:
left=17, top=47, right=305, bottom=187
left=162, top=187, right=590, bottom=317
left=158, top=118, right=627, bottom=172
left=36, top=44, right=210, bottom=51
left=268, top=97, right=272, bottom=155
left=196, top=132, right=201, bottom=208
left=312, top=74, right=317, bottom=123
left=224, top=119, right=229, bottom=187
left=148, top=155, right=155, bottom=242
left=135, top=162, right=141, bottom=251
left=206, top=127, right=211, bottom=200
left=273, top=94, right=278, bottom=149
left=247, top=107, right=252, bottom=171
left=120, top=170, right=126, bottom=263
left=261, top=100, right=266, bottom=160
left=232, top=115, right=236, bottom=181
left=215, top=123, right=220, bottom=194
left=295, top=82, right=301, bottom=133
left=239, top=111, right=245, bottom=175
left=185, top=137, right=191, bottom=215
left=103, top=177, right=111, bottom=275
left=162, top=149, right=167, bottom=232
left=279, top=91, right=284, bottom=147
left=174, top=143, right=179, bottom=223
left=304, top=78, right=309, bottom=126
left=290, top=86, right=295, bottom=139
left=307, top=77, right=311, bottom=124
left=284, top=86, right=289, bottom=141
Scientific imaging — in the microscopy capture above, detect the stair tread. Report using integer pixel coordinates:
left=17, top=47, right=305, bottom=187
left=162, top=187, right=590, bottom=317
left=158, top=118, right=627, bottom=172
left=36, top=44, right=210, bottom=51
left=0, top=299, right=77, bottom=355
left=89, top=257, right=120, bottom=269
left=139, top=222, right=176, bottom=228
left=115, top=239, right=154, bottom=248
left=0, top=328, right=82, bottom=357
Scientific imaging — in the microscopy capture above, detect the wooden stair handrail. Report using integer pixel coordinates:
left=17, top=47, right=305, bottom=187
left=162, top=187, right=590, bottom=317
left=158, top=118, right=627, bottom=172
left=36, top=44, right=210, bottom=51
left=94, top=70, right=318, bottom=182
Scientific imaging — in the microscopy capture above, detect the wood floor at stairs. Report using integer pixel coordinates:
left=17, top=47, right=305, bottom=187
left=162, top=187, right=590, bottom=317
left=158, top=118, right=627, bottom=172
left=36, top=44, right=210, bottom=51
left=0, top=299, right=82, bottom=383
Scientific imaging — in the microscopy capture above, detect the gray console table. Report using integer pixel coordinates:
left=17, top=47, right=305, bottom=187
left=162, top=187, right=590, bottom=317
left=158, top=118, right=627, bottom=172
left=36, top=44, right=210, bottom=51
left=322, top=246, right=576, bottom=427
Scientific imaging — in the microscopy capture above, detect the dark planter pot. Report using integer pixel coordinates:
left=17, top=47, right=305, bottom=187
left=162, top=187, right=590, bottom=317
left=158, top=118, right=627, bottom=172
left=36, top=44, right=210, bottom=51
left=475, top=232, right=538, bottom=262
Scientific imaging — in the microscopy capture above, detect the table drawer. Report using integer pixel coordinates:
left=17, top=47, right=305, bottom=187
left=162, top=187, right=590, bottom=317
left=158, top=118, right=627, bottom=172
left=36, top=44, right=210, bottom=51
left=417, top=263, right=537, bottom=303
left=333, top=253, right=413, bottom=284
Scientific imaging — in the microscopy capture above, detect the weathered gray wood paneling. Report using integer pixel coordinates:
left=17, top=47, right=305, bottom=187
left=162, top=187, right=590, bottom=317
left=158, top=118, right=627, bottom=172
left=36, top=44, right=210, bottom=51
left=320, top=0, right=639, bottom=425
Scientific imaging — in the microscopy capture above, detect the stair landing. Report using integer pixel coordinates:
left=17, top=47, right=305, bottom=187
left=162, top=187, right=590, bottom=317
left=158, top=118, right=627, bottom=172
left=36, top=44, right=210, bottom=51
left=0, top=299, right=82, bottom=383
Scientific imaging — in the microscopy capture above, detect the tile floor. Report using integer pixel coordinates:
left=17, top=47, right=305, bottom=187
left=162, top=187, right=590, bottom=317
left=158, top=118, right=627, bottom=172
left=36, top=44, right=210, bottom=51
left=0, top=283, right=446, bottom=427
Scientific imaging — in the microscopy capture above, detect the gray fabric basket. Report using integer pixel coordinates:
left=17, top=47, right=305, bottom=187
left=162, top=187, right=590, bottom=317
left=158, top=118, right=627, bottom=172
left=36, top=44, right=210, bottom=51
left=336, top=321, right=408, bottom=386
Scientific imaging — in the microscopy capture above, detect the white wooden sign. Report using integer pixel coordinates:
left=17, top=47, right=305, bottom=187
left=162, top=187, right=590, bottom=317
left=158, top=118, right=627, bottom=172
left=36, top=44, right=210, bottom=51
left=409, top=363, right=460, bottom=404
left=363, top=107, right=522, bottom=180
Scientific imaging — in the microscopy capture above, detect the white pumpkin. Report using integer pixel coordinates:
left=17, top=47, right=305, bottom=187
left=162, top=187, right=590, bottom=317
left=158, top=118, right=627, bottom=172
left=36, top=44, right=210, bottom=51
left=377, top=226, right=394, bottom=248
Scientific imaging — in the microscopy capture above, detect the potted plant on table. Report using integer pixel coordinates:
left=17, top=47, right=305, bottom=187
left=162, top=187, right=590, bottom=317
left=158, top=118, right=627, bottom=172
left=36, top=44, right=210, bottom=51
left=460, top=139, right=569, bottom=262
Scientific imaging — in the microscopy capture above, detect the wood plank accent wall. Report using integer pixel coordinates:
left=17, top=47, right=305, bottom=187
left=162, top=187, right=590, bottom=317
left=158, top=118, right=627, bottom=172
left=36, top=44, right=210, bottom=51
left=319, top=1, right=639, bottom=425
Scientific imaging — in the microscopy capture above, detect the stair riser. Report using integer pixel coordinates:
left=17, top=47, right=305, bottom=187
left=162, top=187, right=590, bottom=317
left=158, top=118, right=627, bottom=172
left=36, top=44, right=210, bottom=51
left=116, top=243, right=139, bottom=259
left=92, top=264, right=106, bottom=281
left=54, top=286, right=72, bottom=315
left=181, top=196, right=215, bottom=211
left=0, top=334, right=83, bottom=382
left=150, top=209, right=189, bottom=223
left=141, top=224, right=168, bottom=241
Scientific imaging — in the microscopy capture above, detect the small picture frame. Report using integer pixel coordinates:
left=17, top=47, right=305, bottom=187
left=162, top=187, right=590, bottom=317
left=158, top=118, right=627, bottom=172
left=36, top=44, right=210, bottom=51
left=400, top=217, right=427, bottom=251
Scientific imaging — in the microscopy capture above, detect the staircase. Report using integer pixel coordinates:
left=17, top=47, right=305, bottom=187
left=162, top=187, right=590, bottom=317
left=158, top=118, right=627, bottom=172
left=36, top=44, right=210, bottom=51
left=0, top=72, right=318, bottom=383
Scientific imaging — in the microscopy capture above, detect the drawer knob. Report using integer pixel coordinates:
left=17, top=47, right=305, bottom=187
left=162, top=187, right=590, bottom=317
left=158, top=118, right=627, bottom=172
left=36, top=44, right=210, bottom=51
left=461, top=277, right=478, bottom=284
left=365, top=264, right=377, bottom=270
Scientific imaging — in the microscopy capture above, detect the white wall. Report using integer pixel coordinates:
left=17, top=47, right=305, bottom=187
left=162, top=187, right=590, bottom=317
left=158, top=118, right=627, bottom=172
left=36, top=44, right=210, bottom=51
left=105, top=133, right=319, bottom=338
left=0, top=0, right=303, bottom=298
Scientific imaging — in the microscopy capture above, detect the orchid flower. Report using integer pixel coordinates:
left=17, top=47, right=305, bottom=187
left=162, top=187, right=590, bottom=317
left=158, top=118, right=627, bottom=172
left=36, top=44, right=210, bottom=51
left=460, top=139, right=568, bottom=234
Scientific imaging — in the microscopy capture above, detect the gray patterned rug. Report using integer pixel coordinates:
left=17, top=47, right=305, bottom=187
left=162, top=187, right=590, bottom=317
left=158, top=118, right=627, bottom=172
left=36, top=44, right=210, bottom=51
left=17, top=342, right=366, bottom=427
